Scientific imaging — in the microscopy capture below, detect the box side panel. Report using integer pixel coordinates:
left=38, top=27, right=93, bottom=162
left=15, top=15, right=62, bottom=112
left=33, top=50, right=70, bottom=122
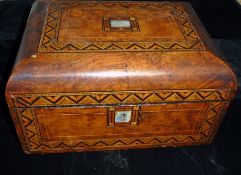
left=182, top=3, right=237, bottom=89
left=5, top=0, right=49, bottom=153
left=14, top=0, right=49, bottom=64
left=5, top=0, right=49, bottom=108
left=8, top=108, right=30, bottom=153
left=181, top=2, right=222, bottom=58
left=206, top=101, right=231, bottom=143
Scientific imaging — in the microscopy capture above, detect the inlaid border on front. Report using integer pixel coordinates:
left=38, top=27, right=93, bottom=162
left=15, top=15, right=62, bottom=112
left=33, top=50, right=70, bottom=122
left=16, top=102, right=225, bottom=152
left=12, top=89, right=234, bottom=108
left=11, top=89, right=234, bottom=152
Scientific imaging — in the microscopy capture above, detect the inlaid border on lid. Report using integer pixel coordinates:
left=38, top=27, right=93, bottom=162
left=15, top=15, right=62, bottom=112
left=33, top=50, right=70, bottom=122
left=38, top=1, right=206, bottom=52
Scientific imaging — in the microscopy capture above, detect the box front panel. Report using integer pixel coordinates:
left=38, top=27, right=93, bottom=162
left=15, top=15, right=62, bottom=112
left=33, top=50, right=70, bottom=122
left=10, top=89, right=234, bottom=153
left=15, top=101, right=227, bottom=153
left=34, top=103, right=208, bottom=142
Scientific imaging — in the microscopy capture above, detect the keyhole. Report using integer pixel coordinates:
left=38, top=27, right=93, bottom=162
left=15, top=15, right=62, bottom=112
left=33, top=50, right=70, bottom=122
left=121, top=113, right=126, bottom=120
left=114, top=111, right=131, bottom=123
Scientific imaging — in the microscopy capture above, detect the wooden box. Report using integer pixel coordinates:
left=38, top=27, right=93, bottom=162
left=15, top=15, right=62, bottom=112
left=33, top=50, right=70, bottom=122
left=6, top=0, right=237, bottom=154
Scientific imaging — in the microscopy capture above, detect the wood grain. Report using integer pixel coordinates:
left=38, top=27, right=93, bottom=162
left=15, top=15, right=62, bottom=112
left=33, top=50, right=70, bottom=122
left=5, top=0, right=237, bottom=153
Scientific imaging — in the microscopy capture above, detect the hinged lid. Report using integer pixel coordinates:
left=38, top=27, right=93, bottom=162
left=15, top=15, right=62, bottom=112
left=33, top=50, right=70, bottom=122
left=6, top=0, right=237, bottom=107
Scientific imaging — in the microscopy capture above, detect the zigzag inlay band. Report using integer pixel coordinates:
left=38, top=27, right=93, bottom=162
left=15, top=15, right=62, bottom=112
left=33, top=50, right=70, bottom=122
left=12, top=89, right=234, bottom=108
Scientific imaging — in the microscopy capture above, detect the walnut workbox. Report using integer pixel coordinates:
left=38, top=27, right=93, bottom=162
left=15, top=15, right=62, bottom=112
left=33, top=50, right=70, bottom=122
left=6, top=0, right=237, bottom=153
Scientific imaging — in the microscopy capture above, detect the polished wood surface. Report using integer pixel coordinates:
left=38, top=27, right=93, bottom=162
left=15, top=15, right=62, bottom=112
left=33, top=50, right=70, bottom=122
left=6, top=0, right=237, bottom=153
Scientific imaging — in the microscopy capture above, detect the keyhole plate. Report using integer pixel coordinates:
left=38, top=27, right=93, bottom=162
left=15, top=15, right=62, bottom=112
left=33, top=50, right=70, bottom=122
left=115, top=111, right=132, bottom=123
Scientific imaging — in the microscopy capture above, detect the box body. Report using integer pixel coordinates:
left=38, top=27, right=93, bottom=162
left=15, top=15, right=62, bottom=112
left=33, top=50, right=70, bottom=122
left=6, top=0, right=237, bottom=153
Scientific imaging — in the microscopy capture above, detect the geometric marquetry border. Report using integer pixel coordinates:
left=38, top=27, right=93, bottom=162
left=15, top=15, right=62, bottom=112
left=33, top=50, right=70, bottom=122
left=17, top=101, right=226, bottom=152
left=11, top=87, right=234, bottom=152
left=38, top=1, right=206, bottom=52
left=12, top=89, right=235, bottom=108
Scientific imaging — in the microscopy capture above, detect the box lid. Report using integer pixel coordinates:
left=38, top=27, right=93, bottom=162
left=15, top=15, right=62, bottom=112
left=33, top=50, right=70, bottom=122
left=6, top=0, right=237, bottom=105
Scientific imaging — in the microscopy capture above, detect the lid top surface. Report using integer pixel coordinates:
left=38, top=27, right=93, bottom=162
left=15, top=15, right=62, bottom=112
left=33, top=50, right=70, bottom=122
left=38, top=1, right=206, bottom=53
